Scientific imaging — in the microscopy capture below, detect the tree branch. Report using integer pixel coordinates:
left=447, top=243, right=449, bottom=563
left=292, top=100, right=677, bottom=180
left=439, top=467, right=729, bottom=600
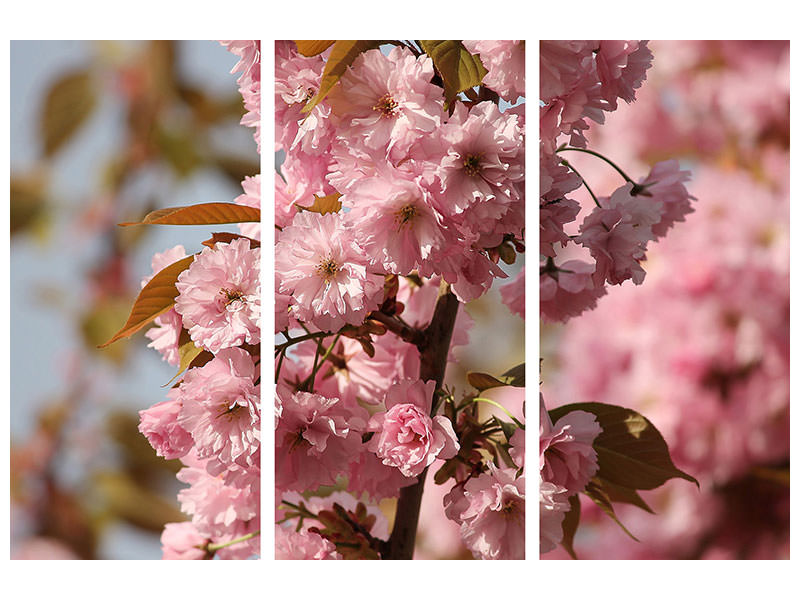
left=368, top=311, right=425, bottom=346
left=384, top=280, right=460, bottom=559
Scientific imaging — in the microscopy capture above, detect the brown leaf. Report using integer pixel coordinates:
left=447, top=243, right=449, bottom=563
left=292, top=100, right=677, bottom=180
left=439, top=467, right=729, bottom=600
left=99, top=255, right=194, bottom=347
left=201, top=232, right=260, bottom=249
left=40, top=70, right=97, bottom=156
left=296, top=192, right=342, bottom=215
left=119, top=202, right=260, bottom=226
left=294, top=40, right=336, bottom=56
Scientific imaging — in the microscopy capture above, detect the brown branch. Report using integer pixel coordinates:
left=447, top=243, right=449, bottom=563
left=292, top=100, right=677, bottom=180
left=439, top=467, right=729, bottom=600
left=384, top=280, right=460, bottom=559
left=367, top=311, right=425, bottom=346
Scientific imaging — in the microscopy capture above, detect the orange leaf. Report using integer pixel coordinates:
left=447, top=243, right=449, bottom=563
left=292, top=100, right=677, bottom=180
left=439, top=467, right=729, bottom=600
left=296, top=192, right=342, bottom=215
left=201, top=232, right=260, bottom=249
left=119, top=202, right=260, bottom=226
left=294, top=40, right=336, bottom=57
left=99, top=255, right=194, bottom=348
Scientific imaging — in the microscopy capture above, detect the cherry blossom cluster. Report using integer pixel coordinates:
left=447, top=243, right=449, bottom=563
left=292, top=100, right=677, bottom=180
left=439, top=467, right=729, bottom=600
left=540, top=40, right=695, bottom=323
left=542, top=40, right=789, bottom=559
left=137, top=40, right=262, bottom=559
left=539, top=41, right=698, bottom=555
left=275, top=40, right=525, bottom=559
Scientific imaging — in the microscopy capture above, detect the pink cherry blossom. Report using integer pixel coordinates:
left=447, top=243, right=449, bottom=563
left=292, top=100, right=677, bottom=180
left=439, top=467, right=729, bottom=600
left=275, top=211, right=383, bottom=332
left=539, top=480, right=570, bottom=553
left=435, top=102, right=524, bottom=238
left=500, top=266, right=525, bottom=319
left=367, top=379, right=459, bottom=478
left=275, top=526, right=341, bottom=560
left=540, top=259, right=606, bottom=323
left=175, top=347, right=260, bottom=475
left=595, top=40, right=653, bottom=109
left=275, top=391, right=364, bottom=491
left=138, top=393, right=193, bottom=460
left=540, top=404, right=601, bottom=494
left=343, top=165, right=445, bottom=275
left=161, top=522, right=209, bottom=560
left=637, top=159, right=695, bottom=238
left=463, top=40, right=525, bottom=102
left=175, top=238, right=260, bottom=353
left=328, top=46, right=443, bottom=158
left=458, top=464, right=525, bottom=560
left=234, top=175, right=260, bottom=241
left=177, top=452, right=258, bottom=538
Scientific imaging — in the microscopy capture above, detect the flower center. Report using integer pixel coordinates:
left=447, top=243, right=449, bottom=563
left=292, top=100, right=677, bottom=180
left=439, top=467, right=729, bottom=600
left=463, top=153, right=482, bottom=177
left=218, top=401, right=245, bottom=422
left=220, top=287, right=245, bottom=305
left=287, top=427, right=310, bottom=452
left=395, top=203, right=418, bottom=228
left=316, top=256, right=340, bottom=281
left=373, top=93, right=399, bottom=117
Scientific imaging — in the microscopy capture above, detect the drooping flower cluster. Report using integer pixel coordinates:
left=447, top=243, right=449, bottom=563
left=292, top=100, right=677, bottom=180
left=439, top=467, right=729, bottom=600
left=134, top=41, right=262, bottom=560
left=275, top=40, right=525, bottom=560
left=539, top=40, right=695, bottom=324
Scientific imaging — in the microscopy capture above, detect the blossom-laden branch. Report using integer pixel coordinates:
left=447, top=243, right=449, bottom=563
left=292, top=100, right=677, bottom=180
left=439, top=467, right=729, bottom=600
left=385, top=280, right=460, bottom=560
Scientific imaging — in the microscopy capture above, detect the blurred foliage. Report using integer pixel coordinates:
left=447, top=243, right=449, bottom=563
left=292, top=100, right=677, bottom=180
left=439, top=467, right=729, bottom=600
left=10, top=40, right=257, bottom=559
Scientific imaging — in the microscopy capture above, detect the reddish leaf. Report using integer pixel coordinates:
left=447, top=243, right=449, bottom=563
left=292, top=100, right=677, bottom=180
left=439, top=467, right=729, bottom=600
left=296, top=192, right=342, bottom=215
left=294, top=40, right=336, bottom=56
left=119, top=202, right=260, bottom=226
left=99, top=255, right=194, bottom=347
left=201, top=232, right=260, bottom=249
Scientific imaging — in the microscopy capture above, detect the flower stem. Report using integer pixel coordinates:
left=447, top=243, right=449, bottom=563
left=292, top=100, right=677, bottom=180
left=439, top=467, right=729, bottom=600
left=559, top=158, right=602, bottom=208
left=472, top=397, right=524, bottom=428
left=206, top=530, right=260, bottom=553
left=556, top=146, right=635, bottom=184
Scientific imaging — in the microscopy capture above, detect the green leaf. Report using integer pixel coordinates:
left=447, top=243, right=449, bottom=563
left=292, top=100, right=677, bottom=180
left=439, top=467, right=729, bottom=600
left=40, top=70, right=96, bottom=156
left=302, top=40, right=382, bottom=115
left=419, top=40, right=488, bottom=108
left=294, top=40, right=336, bottom=56
left=549, top=402, right=699, bottom=490
left=584, top=479, right=639, bottom=541
left=119, top=202, right=260, bottom=226
left=296, top=192, right=342, bottom=215
left=560, top=494, right=581, bottom=559
left=99, top=255, right=194, bottom=348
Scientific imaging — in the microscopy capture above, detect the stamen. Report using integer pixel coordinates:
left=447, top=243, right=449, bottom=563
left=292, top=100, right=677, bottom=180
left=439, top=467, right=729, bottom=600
left=463, top=154, right=482, bottom=177
left=220, top=288, right=245, bottom=305
left=395, top=204, right=418, bottom=227
left=316, top=257, right=340, bottom=281
left=373, top=93, right=399, bottom=117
